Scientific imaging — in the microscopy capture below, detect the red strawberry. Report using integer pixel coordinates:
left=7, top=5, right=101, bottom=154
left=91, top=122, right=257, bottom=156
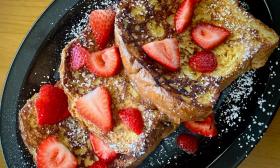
left=175, top=0, right=199, bottom=33
left=89, top=134, right=118, bottom=163
left=142, top=38, right=180, bottom=71
left=89, top=160, right=108, bottom=168
left=37, top=136, right=77, bottom=168
left=86, top=46, right=121, bottom=77
left=191, top=23, right=230, bottom=50
left=184, top=114, right=218, bottom=138
left=189, top=50, right=217, bottom=73
left=118, top=108, right=144, bottom=135
left=35, top=84, right=70, bottom=126
left=76, top=86, right=113, bottom=133
left=176, top=134, right=199, bottom=154
left=89, top=9, right=116, bottom=49
left=69, top=43, right=89, bottom=70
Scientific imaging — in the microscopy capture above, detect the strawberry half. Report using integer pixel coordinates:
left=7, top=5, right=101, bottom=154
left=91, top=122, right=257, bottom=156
left=175, top=0, right=199, bottom=33
left=89, top=9, right=116, bottom=49
left=176, top=134, right=199, bottom=154
left=76, top=86, right=113, bottom=133
left=184, top=114, right=218, bottom=138
left=89, top=134, right=118, bottom=163
left=89, top=160, right=108, bottom=168
left=86, top=46, right=121, bottom=77
left=69, top=43, right=89, bottom=70
left=191, top=23, right=230, bottom=50
left=118, top=108, right=144, bottom=135
left=189, top=50, right=217, bottom=73
left=35, top=84, right=70, bottom=126
left=37, top=136, right=77, bottom=168
left=142, top=38, right=180, bottom=71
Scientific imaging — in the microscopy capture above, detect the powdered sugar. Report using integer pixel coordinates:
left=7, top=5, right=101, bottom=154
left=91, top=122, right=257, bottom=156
left=218, top=71, right=255, bottom=129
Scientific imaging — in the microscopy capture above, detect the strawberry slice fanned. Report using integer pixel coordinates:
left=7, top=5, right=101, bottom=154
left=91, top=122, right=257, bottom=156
left=142, top=38, right=180, bottom=71
left=184, top=113, right=218, bottom=138
left=86, top=46, right=121, bottom=78
left=89, top=160, right=108, bottom=168
left=191, top=23, right=230, bottom=50
left=89, top=9, right=116, bottom=49
left=76, top=86, right=113, bottom=133
left=175, top=0, right=199, bottom=33
left=35, top=84, right=70, bottom=126
left=89, top=134, right=118, bottom=163
left=37, top=136, right=77, bottom=168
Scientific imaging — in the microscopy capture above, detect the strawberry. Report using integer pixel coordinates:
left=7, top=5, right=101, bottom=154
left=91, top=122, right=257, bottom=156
left=69, top=43, right=89, bottom=70
left=118, top=108, right=144, bottom=135
left=86, top=46, right=121, bottom=77
left=183, top=114, right=218, bottom=138
left=37, top=136, right=77, bottom=168
left=89, top=9, right=116, bottom=49
left=89, top=160, right=108, bottom=168
left=142, top=38, right=180, bottom=71
left=189, top=50, right=217, bottom=73
left=89, top=134, right=118, bottom=163
left=35, top=84, right=70, bottom=126
left=191, top=23, right=230, bottom=50
left=76, top=86, right=113, bottom=133
left=176, top=134, right=199, bottom=154
left=175, top=0, right=199, bottom=33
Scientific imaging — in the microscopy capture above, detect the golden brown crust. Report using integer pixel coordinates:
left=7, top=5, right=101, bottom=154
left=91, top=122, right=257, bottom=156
left=115, top=27, right=213, bottom=123
left=115, top=0, right=279, bottom=123
left=19, top=86, right=175, bottom=168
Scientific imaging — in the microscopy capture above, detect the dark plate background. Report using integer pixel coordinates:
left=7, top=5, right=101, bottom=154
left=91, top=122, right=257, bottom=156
left=0, top=0, right=279, bottom=167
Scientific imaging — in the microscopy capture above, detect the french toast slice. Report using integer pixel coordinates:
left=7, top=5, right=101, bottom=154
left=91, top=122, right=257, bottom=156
left=115, top=0, right=279, bottom=123
left=59, top=21, right=177, bottom=157
left=19, top=89, right=95, bottom=167
left=19, top=84, right=175, bottom=168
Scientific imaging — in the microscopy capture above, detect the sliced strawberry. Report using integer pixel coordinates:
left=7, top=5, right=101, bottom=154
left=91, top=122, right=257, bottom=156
left=76, top=86, right=113, bottom=133
left=89, top=160, right=108, bottom=168
left=175, top=0, right=199, bottom=33
left=184, top=114, right=218, bottom=138
left=69, top=43, right=89, bottom=70
left=176, top=134, right=199, bottom=154
left=118, top=108, right=144, bottom=135
left=191, top=23, right=230, bottom=50
left=142, top=38, right=180, bottom=71
left=35, top=84, right=70, bottom=126
left=37, top=136, right=77, bottom=168
left=189, top=50, right=217, bottom=73
left=89, top=9, right=116, bottom=49
left=86, top=46, right=121, bottom=77
left=89, top=134, right=118, bottom=163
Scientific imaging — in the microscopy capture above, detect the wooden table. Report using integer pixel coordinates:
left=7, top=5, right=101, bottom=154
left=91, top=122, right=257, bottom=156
left=0, top=0, right=279, bottom=167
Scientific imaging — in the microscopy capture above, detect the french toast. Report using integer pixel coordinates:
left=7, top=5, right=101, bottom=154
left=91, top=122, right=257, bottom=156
left=19, top=84, right=176, bottom=168
left=59, top=10, right=177, bottom=157
left=115, top=0, right=279, bottom=123
left=19, top=88, right=95, bottom=167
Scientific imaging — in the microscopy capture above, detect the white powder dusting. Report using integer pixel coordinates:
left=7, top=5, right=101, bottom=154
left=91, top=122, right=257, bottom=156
left=218, top=71, right=255, bottom=128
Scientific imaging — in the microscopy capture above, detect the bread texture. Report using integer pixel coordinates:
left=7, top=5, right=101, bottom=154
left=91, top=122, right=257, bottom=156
left=18, top=88, right=96, bottom=167
left=18, top=84, right=175, bottom=168
left=115, top=0, right=279, bottom=123
left=59, top=21, right=177, bottom=158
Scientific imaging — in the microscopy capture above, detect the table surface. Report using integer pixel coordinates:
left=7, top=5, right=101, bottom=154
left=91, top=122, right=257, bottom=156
left=0, top=0, right=279, bottom=167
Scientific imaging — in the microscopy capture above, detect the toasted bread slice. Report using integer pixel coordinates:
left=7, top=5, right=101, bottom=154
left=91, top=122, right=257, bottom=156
left=115, top=0, right=279, bottom=123
left=18, top=91, right=96, bottom=167
left=19, top=84, right=175, bottom=168
left=59, top=23, right=177, bottom=156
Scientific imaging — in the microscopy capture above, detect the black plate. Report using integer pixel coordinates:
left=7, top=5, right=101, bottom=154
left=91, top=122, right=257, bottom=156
left=0, top=0, right=279, bottom=167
